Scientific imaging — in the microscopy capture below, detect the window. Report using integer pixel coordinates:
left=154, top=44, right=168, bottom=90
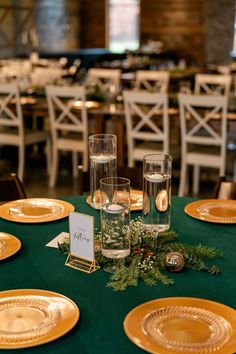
left=107, top=0, right=140, bottom=53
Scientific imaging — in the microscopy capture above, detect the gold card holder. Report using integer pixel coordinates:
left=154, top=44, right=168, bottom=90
left=67, top=211, right=100, bottom=274
left=65, top=254, right=100, bottom=273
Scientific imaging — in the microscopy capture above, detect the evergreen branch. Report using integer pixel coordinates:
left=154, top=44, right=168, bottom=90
left=188, top=244, right=223, bottom=259
left=57, top=221, right=223, bottom=291
left=107, top=255, right=140, bottom=291
left=141, top=267, right=174, bottom=286
left=157, top=242, right=223, bottom=260
left=185, top=255, right=220, bottom=275
left=58, top=238, right=70, bottom=254
left=156, top=230, right=177, bottom=242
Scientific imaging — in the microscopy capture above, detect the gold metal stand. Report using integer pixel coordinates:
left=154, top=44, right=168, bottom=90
left=65, top=254, right=100, bottom=273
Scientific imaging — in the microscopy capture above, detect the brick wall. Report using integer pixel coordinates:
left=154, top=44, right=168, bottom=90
left=80, top=0, right=106, bottom=48
left=205, top=0, right=235, bottom=65
left=35, top=0, right=80, bottom=53
left=140, top=0, right=205, bottom=65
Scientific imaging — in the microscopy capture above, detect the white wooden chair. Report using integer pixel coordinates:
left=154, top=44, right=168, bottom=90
left=85, top=68, right=121, bottom=95
left=194, top=74, right=232, bottom=96
left=46, top=85, right=88, bottom=188
left=178, top=93, right=228, bottom=196
left=134, top=70, right=170, bottom=93
left=123, top=90, right=169, bottom=167
left=0, top=83, right=50, bottom=181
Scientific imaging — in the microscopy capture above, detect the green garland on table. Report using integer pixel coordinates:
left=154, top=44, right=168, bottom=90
left=58, top=218, right=223, bottom=291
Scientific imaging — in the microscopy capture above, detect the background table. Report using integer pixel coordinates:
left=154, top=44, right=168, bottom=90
left=0, top=196, right=235, bottom=354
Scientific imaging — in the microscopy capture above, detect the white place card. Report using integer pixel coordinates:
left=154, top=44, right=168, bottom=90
left=46, top=232, right=69, bottom=248
left=69, top=211, right=95, bottom=261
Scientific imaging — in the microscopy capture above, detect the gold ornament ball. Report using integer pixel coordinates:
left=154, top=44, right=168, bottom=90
left=165, top=252, right=185, bottom=273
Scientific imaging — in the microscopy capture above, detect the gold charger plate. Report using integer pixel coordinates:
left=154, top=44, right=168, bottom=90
left=124, top=297, right=236, bottom=354
left=73, top=100, right=100, bottom=109
left=184, top=199, right=236, bottom=223
left=0, top=198, right=75, bottom=223
left=11, top=97, right=37, bottom=105
left=0, top=289, right=79, bottom=349
left=0, top=232, right=21, bottom=260
left=86, top=189, right=143, bottom=211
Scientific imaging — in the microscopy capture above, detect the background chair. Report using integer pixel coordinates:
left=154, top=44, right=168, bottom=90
left=134, top=70, right=170, bottom=93
left=46, top=85, right=88, bottom=188
left=213, top=176, right=236, bottom=199
left=195, top=74, right=236, bottom=178
left=0, top=173, right=27, bottom=202
left=178, top=93, right=228, bottom=196
left=194, top=73, right=232, bottom=96
left=85, top=68, right=121, bottom=96
left=77, top=166, right=143, bottom=195
left=0, top=83, right=50, bottom=181
left=123, top=90, right=169, bottom=167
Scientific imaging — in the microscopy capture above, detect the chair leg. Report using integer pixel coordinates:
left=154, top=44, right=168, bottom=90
left=83, top=150, right=88, bottom=171
left=46, top=137, right=51, bottom=175
left=178, top=162, right=187, bottom=197
left=49, top=147, right=59, bottom=188
left=128, top=149, right=134, bottom=167
left=18, top=145, right=25, bottom=182
left=193, top=165, right=200, bottom=196
left=72, top=152, right=78, bottom=178
left=234, top=160, right=236, bottom=181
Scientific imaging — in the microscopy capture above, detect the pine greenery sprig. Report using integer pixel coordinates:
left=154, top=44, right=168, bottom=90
left=58, top=218, right=223, bottom=291
left=58, top=238, right=70, bottom=254
left=140, top=268, right=174, bottom=287
left=107, top=255, right=140, bottom=291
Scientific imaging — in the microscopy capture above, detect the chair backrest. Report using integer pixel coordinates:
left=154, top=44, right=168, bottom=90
left=178, top=93, right=228, bottom=166
left=86, top=68, right=121, bottom=93
left=0, top=173, right=27, bottom=202
left=78, top=166, right=143, bottom=194
left=0, top=83, right=23, bottom=139
left=123, top=90, right=169, bottom=165
left=46, top=85, right=88, bottom=142
left=134, top=70, right=170, bottom=93
left=194, top=73, right=232, bottom=96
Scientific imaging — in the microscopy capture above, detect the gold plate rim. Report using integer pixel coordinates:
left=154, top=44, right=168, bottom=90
left=184, top=199, right=236, bottom=224
left=0, top=289, right=80, bottom=349
left=73, top=100, right=100, bottom=109
left=0, top=232, right=21, bottom=260
left=0, top=198, right=75, bottom=223
left=123, top=297, right=236, bottom=354
left=86, top=189, right=143, bottom=211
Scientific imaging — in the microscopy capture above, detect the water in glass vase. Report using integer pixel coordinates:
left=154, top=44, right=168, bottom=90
left=90, top=154, right=117, bottom=208
left=143, top=172, right=171, bottom=232
left=101, top=203, right=130, bottom=259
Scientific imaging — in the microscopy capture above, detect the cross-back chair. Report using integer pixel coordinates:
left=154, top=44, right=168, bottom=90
left=178, top=93, right=228, bottom=196
left=123, top=90, right=169, bottom=167
left=194, top=74, right=232, bottom=96
left=86, top=68, right=121, bottom=95
left=0, top=173, right=27, bottom=202
left=0, top=83, right=50, bottom=181
left=134, top=70, right=170, bottom=93
left=46, top=85, right=88, bottom=188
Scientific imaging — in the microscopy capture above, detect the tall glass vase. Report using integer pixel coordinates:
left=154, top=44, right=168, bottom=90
left=89, top=134, right=117, bottom=209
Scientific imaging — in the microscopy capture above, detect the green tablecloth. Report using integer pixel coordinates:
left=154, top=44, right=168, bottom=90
left=0, top=196, right=236, bottom=354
